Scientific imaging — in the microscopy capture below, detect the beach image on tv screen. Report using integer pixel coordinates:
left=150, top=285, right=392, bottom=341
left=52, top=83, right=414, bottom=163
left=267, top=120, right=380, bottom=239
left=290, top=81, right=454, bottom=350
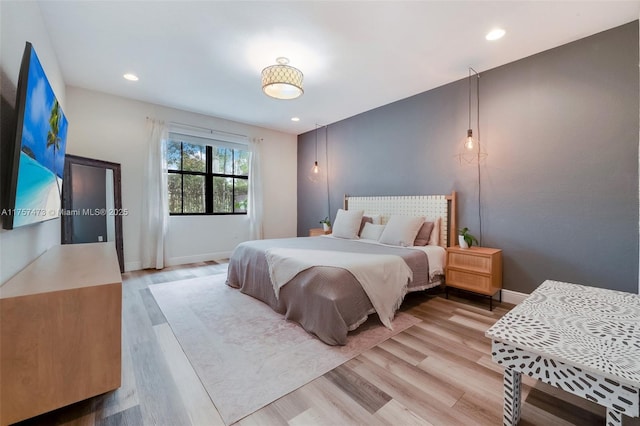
left=14, top=47, right=68, bottom=228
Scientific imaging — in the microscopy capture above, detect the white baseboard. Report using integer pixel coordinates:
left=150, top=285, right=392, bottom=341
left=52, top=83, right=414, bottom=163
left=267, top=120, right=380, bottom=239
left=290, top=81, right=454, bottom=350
left=125, top=261, right=142, bottom=272
left=165, top=251, right=232, bottom=268
left=124, top=251, right=231, bottom=272
left=499, top=289, right=529, bottom=305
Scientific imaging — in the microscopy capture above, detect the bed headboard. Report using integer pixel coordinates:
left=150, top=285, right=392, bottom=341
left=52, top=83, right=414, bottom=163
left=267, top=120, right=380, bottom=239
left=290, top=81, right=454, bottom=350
left=343, top=191, right=457, bottom=248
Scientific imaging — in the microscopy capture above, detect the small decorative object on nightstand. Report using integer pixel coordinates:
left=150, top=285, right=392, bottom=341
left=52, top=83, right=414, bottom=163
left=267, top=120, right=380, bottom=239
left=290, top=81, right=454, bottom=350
left=309, top=228, right=331, bottom=237
left=319, top=216, right=332, bottom=232
left=445, top=246, right=502, bottom=310
left=458, top=227, right=478, bottom=249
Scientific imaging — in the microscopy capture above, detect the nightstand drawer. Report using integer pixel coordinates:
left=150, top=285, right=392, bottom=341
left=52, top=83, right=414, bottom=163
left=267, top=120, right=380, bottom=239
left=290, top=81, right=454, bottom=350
left=448, top=252, right=493, bottom=273
left=447, top=269, right=493, bottom=294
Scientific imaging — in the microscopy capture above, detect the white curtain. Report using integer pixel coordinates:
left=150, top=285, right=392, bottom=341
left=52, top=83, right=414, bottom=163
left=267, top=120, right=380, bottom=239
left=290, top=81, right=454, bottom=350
left=141, top=119, right=169, bottom=269
left=248, top=137, right=264, bottom=240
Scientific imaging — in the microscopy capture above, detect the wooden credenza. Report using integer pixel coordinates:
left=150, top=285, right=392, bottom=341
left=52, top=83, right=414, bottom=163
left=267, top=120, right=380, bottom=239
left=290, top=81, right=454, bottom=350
left=0, top=243, right=122, bottom=425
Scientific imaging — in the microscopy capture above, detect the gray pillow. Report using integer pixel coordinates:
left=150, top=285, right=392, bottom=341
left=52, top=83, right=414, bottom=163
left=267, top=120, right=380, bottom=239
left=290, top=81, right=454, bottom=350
left=358, top=216, right=373, bottom=236
left=413, top=221, right=435, bottom=246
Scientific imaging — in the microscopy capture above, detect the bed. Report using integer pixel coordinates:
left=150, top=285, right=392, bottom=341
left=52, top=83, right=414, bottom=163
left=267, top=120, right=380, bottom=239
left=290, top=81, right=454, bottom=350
left=226, top=192, right=457, bottom=345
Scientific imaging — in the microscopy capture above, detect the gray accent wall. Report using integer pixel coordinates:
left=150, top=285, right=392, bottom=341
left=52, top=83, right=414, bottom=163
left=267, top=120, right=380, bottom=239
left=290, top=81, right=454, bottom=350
left=297, top=21, right=639, bottom=294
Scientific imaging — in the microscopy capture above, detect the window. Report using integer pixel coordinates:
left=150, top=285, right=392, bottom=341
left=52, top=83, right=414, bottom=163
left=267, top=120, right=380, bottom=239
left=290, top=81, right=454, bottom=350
left=167, top=134, right=249, bottom=215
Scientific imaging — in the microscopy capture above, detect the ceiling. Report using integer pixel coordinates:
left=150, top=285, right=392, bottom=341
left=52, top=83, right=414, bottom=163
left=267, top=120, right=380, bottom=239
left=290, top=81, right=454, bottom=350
left=38, top=1, right=639, bottom=135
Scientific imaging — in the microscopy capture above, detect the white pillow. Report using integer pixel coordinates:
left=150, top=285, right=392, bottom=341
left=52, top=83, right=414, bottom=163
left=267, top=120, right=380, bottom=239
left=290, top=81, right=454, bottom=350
left=428, top=217, right=441, bottom=246
left=360, top=223, right=386, bottom=241
left=378, top=215, right=425, bottom=247
left=331, top=209, right=364, bottom=239
left=358, top=214, right=383, bottom=236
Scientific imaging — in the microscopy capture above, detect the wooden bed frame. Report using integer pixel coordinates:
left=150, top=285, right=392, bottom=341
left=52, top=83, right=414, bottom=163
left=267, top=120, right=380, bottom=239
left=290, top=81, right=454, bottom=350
left=343, top=191, right=457, bottom=248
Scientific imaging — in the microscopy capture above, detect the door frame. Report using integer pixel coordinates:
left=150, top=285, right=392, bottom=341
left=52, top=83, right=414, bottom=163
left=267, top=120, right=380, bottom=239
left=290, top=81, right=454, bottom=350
left=61, top=154, right=124, bottom=272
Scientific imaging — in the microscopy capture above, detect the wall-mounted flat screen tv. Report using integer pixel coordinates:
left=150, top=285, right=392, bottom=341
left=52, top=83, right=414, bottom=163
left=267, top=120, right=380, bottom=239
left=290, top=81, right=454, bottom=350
left=2, top=42, right=68, bottom=230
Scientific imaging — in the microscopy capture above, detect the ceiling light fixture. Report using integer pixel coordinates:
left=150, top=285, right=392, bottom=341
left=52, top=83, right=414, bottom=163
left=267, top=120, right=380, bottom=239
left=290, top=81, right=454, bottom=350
left=291, top=117, right=300, bottom=122
left=486, top=28, right=506, bottom=41
left=261, top=57, right=304, bottom=100
left=123, top=73, right=139, bottom=81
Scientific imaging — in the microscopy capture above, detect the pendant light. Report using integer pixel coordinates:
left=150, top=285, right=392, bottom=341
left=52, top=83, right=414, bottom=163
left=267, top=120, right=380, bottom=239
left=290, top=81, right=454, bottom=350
left=456, top=67, right=486, bottom=246
left=465, top=130, right=474, bottom=151
left=309, top=124, right=320, bottom=182
left=457, top=67, right=486, bottom=164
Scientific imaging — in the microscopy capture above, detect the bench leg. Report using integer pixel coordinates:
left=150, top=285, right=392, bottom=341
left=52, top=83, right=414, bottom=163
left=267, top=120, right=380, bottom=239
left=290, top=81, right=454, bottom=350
left=606, top=409, right=623, bottom=426
left=503, top=368, right=522, bottom=425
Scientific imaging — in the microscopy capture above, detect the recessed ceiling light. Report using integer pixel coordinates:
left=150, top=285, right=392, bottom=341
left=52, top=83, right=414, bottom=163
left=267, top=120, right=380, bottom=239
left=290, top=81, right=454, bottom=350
left=486, top=28, right=506, bottom=41
left=123, top=73, right=139, bottom=81
left=291, top=117, right=300, bottom=122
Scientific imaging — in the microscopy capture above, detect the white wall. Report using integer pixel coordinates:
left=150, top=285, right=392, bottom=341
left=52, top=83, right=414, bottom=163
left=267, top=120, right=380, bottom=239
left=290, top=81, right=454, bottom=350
left=0, top=1, right=66, bottom=284
left=65, top=87, right=297, bottom=271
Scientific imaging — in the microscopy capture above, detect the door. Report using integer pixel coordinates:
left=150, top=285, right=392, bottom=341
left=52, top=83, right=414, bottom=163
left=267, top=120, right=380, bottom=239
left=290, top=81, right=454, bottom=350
left=61, top=154, right=124, bottom=272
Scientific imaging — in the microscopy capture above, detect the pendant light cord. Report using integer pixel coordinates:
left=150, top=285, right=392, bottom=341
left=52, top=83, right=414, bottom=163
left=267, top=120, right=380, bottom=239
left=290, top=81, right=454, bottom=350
left=470, top=67, right=482, bottom=246
left=315, top=124, right=319, bottom=163
left=468, top=69, right=472, bottom=130
left=325, top=125, right=331, bottom=220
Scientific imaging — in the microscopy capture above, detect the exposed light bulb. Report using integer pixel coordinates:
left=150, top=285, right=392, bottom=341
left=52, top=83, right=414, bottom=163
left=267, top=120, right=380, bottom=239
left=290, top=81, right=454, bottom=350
left=465, top=129, right=474, bottom=150
left=465, top=137, right=474, bottom=150
left=308, top=161, right=320, bottom=182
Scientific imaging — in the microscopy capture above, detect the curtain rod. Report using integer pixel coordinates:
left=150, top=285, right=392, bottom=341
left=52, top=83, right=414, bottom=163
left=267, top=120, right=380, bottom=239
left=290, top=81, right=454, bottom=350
left=169, top=121, right=247, bottom=139
left=146, top=117, right=247, bottom=139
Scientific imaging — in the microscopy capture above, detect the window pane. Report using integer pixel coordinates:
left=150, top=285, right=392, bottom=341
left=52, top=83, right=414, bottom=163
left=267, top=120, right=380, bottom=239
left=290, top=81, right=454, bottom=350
left=168, top=174, right=182, bottom=213
left=213, top=176, right=233, bottom=213
left=167, top=140, right=249, bottom=215
left=234, top=149, right=250, bottom=176
left=212, top=147, right=233, bottom=174
left=166, top=140, right=182, bottom=170
left=183, top=174, right=205, bottom=213
left=234, top=178, right=248, bottom=213
left=182, top=142, right=206, bottom=172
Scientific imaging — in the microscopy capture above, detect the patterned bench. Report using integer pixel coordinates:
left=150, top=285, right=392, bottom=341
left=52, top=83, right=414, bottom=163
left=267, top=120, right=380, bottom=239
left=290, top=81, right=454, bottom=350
left=486, top=280, right=640, bottom=426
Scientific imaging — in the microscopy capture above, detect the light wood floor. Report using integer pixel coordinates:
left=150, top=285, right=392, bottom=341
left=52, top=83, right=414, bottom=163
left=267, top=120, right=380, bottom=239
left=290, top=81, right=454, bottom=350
left=15, top=261, right=640, bottom=426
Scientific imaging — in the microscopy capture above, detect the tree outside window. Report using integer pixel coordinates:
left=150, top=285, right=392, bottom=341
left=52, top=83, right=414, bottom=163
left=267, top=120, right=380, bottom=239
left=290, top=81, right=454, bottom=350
left=167, top=138, right=248, bottom=215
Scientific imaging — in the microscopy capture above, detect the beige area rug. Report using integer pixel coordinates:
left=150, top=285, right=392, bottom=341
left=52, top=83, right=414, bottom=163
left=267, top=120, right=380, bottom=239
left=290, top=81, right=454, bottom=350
left=150, top=274, right=421, bottom=425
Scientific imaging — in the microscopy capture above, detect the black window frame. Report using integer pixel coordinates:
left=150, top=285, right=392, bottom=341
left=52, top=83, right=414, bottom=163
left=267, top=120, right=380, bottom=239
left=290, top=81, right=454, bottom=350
left=167, top=140, right=249, bottom=216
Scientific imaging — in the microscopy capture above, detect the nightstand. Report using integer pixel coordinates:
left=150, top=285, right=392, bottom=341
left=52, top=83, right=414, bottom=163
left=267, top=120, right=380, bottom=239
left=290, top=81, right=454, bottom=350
left=445, top=246, right=502, bottom=310
left=309, top=228, right=331, bottom=236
